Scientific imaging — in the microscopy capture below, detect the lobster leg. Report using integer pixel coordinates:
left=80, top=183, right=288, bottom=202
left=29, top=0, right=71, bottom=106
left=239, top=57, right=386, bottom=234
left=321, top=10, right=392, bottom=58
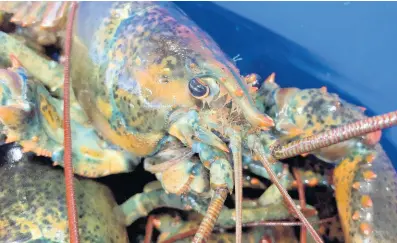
left=152, top=213, right=293, bottom=243
left=0, top=63, right=140, bottom=178
left=118, top=164, right=319, bottom=231
left=121, top=147, right=319, bottom=230
left=116, top=186, right=316, bottom=228
left=114, top=188, right=189, bottom=226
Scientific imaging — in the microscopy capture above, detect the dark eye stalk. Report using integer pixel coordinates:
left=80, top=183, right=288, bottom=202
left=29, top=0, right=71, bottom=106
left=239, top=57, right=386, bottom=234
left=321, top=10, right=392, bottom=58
left=189, top=77, right=209, bottom=99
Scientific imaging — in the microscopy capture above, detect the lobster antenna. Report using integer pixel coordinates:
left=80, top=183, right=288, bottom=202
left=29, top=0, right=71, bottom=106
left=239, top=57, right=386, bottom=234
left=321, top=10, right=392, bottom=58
left=253, top=145, right=324, bottom=243
left=63, top=2, right=80, bottom=243
left=273, top=110, right=397, bottom=160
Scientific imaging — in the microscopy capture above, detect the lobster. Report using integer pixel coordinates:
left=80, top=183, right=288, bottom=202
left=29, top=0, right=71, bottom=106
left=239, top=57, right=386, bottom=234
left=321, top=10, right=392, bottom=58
left=0, top=1, right=397, bottom=243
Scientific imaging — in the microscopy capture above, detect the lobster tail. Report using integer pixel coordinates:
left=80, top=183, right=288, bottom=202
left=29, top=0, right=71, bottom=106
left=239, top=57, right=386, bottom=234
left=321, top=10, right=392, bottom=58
left=333, top=144, right=397, bottom=242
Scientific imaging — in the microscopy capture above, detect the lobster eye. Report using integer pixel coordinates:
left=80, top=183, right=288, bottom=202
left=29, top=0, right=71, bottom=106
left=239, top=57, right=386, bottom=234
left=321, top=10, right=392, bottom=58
left=188, top=77, right=209, bottom=99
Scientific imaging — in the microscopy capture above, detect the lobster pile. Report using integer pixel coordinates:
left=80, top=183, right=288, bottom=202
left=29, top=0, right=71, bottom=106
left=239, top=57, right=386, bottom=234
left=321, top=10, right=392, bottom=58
left=0, top=2, right=397, bottom=243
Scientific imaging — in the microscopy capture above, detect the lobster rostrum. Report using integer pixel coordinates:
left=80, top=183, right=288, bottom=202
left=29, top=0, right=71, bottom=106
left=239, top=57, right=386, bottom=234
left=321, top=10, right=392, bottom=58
left=0, top=2, right=397, bottom=243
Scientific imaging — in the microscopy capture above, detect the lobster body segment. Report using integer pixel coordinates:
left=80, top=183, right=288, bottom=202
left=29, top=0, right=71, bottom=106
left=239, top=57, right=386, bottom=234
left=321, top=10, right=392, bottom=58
left=0, top=2, right=397, bottom=243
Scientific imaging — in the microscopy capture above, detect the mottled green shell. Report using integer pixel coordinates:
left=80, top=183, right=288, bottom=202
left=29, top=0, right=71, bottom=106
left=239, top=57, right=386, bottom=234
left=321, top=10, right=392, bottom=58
left=0, top=144, right=129, bottom=243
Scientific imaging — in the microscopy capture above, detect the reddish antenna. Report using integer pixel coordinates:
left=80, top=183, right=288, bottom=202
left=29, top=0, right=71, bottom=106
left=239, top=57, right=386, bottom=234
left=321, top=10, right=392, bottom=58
left=63, top=2, right=80, bottom=243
